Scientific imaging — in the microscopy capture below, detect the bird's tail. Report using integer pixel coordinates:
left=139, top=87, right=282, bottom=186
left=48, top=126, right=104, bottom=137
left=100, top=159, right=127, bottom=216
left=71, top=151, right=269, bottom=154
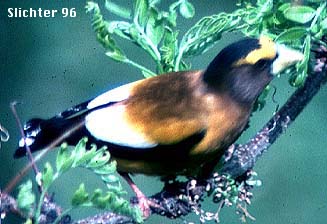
left=14, top=115, right=87, bottom=158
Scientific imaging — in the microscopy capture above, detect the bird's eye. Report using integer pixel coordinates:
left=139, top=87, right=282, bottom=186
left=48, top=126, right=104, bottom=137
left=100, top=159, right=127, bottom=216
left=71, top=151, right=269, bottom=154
left=255, top=59, right=269, bottom=69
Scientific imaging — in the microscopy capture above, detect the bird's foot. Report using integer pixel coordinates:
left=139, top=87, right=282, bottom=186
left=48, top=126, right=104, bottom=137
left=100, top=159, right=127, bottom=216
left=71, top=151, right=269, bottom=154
left=136, top=195, right=151, bottom=219
left=134, top=189, right=163, bottom=219
left=120, top=172, right=162, bottom=219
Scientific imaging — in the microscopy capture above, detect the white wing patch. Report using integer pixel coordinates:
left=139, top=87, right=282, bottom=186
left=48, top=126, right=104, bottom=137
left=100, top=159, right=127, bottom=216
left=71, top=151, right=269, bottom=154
left=85, top=104, right=158, bottom=148
left=87, top=81, right=139, bottom=109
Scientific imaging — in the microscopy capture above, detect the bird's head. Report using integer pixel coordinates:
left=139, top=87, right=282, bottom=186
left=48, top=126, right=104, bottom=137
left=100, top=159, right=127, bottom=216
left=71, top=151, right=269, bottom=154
left=203, top=36, right=304, bottom=105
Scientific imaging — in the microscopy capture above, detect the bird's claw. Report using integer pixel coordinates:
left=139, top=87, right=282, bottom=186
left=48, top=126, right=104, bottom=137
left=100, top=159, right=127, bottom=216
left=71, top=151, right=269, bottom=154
left=135, top=196, right=162, bottom=219
left=137, top=196, right=151, bottom=219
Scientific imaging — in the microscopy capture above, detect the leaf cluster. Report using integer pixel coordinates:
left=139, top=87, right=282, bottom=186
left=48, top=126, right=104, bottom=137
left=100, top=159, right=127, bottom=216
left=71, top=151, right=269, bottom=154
left=86, top=0, right=327, bottom=110
left=237, top=0, right=327, bottom=108
left=86, top=0, right=197, bottom=76
left=238, top=0, right=327, bottom=87
left=16, top=138, right=143, bottom=224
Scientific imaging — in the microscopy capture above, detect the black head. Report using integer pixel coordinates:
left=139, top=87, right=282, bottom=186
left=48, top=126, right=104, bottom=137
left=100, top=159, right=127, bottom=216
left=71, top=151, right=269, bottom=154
left=203, top=36, right=303, bottom=105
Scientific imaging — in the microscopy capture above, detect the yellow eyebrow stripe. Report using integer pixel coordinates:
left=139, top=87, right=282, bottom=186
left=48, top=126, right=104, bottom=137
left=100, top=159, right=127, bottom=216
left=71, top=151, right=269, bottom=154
left=234, top=36, right=277, bottom=66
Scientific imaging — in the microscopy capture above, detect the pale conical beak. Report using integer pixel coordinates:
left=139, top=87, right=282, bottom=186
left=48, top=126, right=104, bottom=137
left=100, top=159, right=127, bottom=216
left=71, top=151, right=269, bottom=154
left=272, top=44, right=304, bottom=75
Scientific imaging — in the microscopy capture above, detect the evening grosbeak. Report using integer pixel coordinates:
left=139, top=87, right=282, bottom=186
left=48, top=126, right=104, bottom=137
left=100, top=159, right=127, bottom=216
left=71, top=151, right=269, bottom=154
left=15, top=36, right=303, bottom=217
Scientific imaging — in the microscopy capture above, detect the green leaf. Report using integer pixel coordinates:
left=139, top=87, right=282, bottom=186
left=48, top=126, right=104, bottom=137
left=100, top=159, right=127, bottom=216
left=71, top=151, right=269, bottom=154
left=56, top=142, right=74, bottom=174
left=71, top=183, right=89, bottom=207
left=74, top=144, right=98, bottom=167
left=145, top=8, right=164, bottom=45
left=166, top=10, right=177, bottom=27
left=42, top=162, right=54, bottom=189
left=102, top=174, right=120, bottom=183
left=128, top=24, right=157, bottom=59
left=106, top=183, right=126, bottom=196
left=161, top=27, right=177, bottom=55
left=86, top=2, right=105, bottom=33
left=59, top=157, right=74, bottom=175
left=257, top=0, right=273, bottom=14
left=179, top=0, right=195, bottom=19
left=105, top=0, right=131, bottom=19
left=90, top=188, right=103, bottom=202
left=142, top=69, right=156, bottom=78
left=278, top=3, right=291, bottom=12
left=302, top=35, right=311, bottom=66
left=105, top=49, right=127, bottom=62
left=321, top=17, right=327, bottom=31
left=107, top=21, right=133, bottom=40
left=283, top=6, right=316, bottom=24
left=91, top=191, right=112, bottom=209
left=23, top=219, right=33, bottom=224
left=129, top=24, right=140, bottom=40
left=56, top=142, right=70, bottom=174
left=17, top=180, right=35, bottom=214
left=253, top=85, right=270, bottom=111
left=292, top=35, right=311, bottom=86
left=160, top=27, right=178, bottom=71
left=71, top=137, right=88, bottom=167
left=134, top=0, right=149, bottom=26
left=181, top=15, right=231, bottom=57
left=292, top=70, right=307, bottom=86
left=275, top=27, right=307, bottom=43
left=169, top=0, right=182, bottom=12
left=93, top=161, right=117, bottom=175
left=86, top=147, right=111, bottom=168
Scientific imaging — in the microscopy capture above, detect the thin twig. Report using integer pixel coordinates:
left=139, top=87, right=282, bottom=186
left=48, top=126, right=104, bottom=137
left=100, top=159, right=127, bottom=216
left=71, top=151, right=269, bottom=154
left=0, top=192, right=26, bottom=220
left=73, top=212, right=135, bottom=224
left=236, top=204, right=255, bottom=222
left=3, top=119, right=85, bottom=194
left=10, top=102, right=43, bottom=192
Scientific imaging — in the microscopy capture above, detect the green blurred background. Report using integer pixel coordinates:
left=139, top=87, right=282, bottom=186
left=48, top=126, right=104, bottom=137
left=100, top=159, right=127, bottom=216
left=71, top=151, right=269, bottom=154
left=1, top=1, right=327, bottom=223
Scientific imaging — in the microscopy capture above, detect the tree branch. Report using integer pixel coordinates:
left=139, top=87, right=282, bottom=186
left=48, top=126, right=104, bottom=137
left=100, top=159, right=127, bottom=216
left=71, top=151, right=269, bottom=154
left=220, top=63, right=327, bottom=177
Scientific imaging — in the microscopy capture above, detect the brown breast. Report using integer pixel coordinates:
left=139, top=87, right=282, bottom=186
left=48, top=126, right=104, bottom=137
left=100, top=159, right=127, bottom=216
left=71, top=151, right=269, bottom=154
left=113, top=71, right=252, bottom=176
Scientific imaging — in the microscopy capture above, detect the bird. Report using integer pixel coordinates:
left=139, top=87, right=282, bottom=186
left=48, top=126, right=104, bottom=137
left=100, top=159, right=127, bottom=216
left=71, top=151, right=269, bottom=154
left=14, top=36, right=303, bottom=217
